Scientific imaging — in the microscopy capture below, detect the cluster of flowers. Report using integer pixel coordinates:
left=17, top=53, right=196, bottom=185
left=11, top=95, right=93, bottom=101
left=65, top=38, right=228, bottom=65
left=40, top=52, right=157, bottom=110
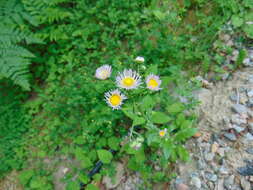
left=94, top=57, right=162, bottom=110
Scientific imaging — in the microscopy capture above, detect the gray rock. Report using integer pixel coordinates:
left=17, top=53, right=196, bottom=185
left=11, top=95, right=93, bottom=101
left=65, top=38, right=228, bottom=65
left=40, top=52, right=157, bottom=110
left=190, top=177, right=202, bottom=189
left=219, top=166, right=229, bottom=175
left=205, top=152, right=215, bottom=162
left=231, top=114, right=247, bottom=125
left=247, top=90, right=253, bottom=97
left=197, top=160, right=205, bottom=170
left=224, top=175, right=234, bottom=190
left=224, top=133, right=237, bottom=141
left=205, top=172, right=218, bottom=182
left=229, top=94, right=238, bottom=102
left=248, top=122, right=253, bottom=134
left=233, top=125, right=244, bottom=133
left=240, top=177, right=251, bottom=190
left=231, top=104, right=248, bottom=114
left=245, top=133, right=253, bottom=141
left=246, top=148, right=253, bottom=155
left=243, top=58, right=253, bottom=67
left=248, top=75, right=253, bottom=83
left=176, top=183, right=189, bottom=190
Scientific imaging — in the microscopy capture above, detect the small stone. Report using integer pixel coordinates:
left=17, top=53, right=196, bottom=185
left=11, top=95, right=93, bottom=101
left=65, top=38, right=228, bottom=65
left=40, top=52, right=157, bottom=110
left=246, top=148, right=253, bottom=155
left=229, top=94, right=238, bottom=102
left=231, top=104, right=248, bottom=115
left=245, top=133, right=253, bottom=141
left=247, top=90, right=253, bottom=97
left=224, top=175, right=234, bottom=190
left=220, top=34, right=230, bottom=42
left=219, top=166, right=229, bottom=175
left=226, top=40, right=234, bottom=47
left=233, top=125, right=244, bottom=133
left=224, top=133, right=237, bottom=141
left=176, top=183, right=189, bottom=190
left=249, top=75, right=253, bottom=83
left=231, top=114, right=247, bottom=125
left=197, top=160, right=205, bottom=170
left=205, top=172, right=218, bottom=182
left=231, top=50, right=239, bottom=61
left=211, top=143, right=219, bottom=153
left=243, top=58, right=251, bottom=66
left=217, top=148, right=226, bottom=157
left=193, top=132, right=202, bottom=138
left=240, top=177, right=251, bottom=190
left=205, top=152, right=215, bottom=161
left=190, top=177, right=202, bottom=189
left=248, top=122, right=253, bottom=134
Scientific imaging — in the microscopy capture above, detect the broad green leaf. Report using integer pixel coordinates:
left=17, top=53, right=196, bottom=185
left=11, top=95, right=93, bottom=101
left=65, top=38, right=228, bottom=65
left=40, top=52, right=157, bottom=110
left=174, top=128, right=197, bottom=141
left=135, top=149, right=146, bottom=163
left=231, top=15, right=243, bottom=27
left=133, top=116, right=145, bottom=126
left=153, top=10, right=166, bottom=20
left=86, top=184, right=99, bottom=190
left=66, top=181, right=80, bottom=190
left=80, top=157, right=93, bottom=169
left=107, top=137, right=120, bottom=150
left=140, top=95, right=155, bottom=111
left=97, top=149, right=113, bottom=164
left=151, top=112, right=171, bottom=124
left=177, top=146, right=189, bottom=161
left=122, top=106, right=135, bottom=120
left=167, top=102, right=184, bottom=114
left=18, top=170, right=34, bottom=185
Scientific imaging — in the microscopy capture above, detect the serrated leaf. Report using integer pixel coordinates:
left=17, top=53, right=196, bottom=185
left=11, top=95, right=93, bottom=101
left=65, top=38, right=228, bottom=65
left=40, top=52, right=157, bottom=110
left=97, top=149, right=113, bottom=164
left=174, top=128, right=197, bottom=142
left=86, top=184, right=99, bottom=190
left=151, top=112, right=171, bottom=124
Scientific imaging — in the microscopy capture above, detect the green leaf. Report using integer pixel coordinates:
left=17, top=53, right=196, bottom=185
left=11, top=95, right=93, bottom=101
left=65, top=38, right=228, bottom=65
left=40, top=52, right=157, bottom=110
left=231, top=15, right=243, bottom=27
left=97, top=149, right=113, bottom=164
left=122, top=106, right=135, bottom=120
left=134, top=149, right=146, bottom=163
left=18, top=170, right=34, bottom=185
left=151, top=112, right=171, bottom=124
left=86, top=184, right=99, bottom=190
left=108, top=137, right=120, bottom=150
left=133, top=116, right=145, bottom=126
left=162, top=141, right=172, bottom=159
left=174, top=128, right=197, bottom=142
left=177, top=146, right=189, bottom=161
left=153, top=10, right=166, bottom=20
left=140, top=95, right=155, bottom=111
left=80, top=157, right=93, bottom=169
left=167, top=102, right=184, bottom=114
left=66, top=181, right=80, bottom=190
left=146, top=64, right=158, bottom=75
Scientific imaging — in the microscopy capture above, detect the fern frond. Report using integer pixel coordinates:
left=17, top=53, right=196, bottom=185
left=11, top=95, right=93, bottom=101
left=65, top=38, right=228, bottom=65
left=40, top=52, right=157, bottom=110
left=0, top=0, right=41, bottom=90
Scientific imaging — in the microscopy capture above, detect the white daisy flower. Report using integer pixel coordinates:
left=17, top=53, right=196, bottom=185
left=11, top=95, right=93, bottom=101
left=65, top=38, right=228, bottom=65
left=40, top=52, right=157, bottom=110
left=95, top=65, right=112, bottom=80
left=105, top=89, right=127, bottom=110
left=134, top=56, right=145, bottom=63
left=116, top=69, right=142, bottom=90
left=159, top=129, right=167, bottom=137
left=146, top=74, right=162, bottom=91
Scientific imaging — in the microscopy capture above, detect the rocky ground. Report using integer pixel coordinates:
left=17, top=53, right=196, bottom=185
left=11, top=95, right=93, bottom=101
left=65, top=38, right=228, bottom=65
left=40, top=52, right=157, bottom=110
left=171, top=66, right=253, bottom=190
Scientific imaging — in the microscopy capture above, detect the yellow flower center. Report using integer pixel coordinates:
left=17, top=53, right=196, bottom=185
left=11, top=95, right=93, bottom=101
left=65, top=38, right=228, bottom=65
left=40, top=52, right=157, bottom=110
left=122, top=77, right=135, bottom=87
left=159, top=130, right=166, bottom=137
left=109, top=94, right=121, bottom=106
left=148, top=79, right=158, bottom=88
left=100, top=70, right=109, bottom=79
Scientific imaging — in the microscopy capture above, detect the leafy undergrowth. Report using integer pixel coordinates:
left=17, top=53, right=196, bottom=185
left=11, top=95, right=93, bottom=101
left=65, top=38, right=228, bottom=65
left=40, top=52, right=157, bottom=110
left=0, top=0, right=252, bottom=189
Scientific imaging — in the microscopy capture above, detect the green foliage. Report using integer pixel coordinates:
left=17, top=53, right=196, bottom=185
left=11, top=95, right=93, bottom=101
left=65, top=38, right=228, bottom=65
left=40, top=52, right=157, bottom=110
left=0, top=0, right=41, bottom=90
left=0, top=0, right=252, bottom=189
left=0, top=82, right=30, bottom=178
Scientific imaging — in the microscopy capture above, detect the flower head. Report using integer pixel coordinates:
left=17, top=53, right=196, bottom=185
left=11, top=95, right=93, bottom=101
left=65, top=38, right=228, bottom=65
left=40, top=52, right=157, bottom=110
left=146, top=74, right=162, bottom=91
left=116, top=69, right=142, bottom=90
left=105, top=89, right=127, bottom=110
left=134, top=56, right=145, bottom=63
left=159, top=129, right=167, bottom=137
left=95, top=65, right=112, bottom=80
